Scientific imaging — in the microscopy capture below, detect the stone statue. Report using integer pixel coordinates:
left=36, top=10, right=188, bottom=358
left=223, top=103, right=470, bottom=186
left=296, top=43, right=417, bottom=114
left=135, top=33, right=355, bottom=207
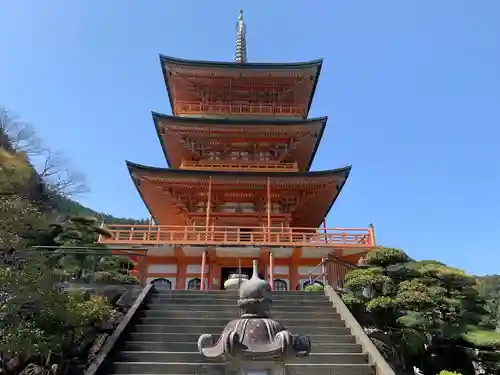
left=197, top=260, right=311, bottom=361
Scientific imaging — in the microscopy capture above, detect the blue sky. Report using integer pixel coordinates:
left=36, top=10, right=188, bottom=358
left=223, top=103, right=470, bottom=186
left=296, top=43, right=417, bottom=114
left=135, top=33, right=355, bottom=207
left=1, top=1, right=499, bottom=275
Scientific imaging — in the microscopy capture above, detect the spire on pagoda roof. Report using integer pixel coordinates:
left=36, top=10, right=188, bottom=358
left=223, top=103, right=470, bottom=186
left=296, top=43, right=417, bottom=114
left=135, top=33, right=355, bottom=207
left=235, top=10, right=247, bottom=63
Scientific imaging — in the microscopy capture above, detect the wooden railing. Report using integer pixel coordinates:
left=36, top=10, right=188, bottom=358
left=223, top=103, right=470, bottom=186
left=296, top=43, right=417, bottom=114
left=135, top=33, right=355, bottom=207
left=307, top=255, right=357, bottom=290
left=180, top=160, right=299, bottom=172
left=175, top=102, right=304, bottom=117
left=98, top=225, right=375, bottom=248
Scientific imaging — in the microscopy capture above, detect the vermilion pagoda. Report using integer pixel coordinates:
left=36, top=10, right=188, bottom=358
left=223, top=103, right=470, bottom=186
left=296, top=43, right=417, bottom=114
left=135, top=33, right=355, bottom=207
left=98, top=11, right=377, bottom=290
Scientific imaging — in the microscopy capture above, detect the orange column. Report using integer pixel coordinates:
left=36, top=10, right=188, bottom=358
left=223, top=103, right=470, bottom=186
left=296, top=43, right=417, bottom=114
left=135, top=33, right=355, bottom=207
left=175, top=246, right=187, bottom=290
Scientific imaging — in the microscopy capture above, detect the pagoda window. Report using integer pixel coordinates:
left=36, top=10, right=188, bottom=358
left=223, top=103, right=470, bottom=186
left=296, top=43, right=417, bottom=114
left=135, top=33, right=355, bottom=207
left=187, top=278, right=201, bottom=290
left=274, top=279, right=288, bottom=292
left=151, top=278, right=172, bottom=290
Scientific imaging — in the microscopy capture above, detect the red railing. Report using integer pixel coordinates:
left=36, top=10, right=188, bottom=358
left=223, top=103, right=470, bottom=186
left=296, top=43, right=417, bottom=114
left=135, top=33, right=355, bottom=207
left=175, top=102, right=304, bottom=117
left=180, top=160, right=299, bottom=172
left=98, top=224, right=375, bottom=248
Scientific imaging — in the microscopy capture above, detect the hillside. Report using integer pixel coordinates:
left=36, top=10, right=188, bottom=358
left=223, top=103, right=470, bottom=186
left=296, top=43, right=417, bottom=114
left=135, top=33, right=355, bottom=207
left=51, top=194, right=147, bottom=225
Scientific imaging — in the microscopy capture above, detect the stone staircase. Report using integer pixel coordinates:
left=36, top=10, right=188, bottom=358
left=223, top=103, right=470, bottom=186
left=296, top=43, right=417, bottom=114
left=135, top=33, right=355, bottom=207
left=108, top=289, right=375, bottom=375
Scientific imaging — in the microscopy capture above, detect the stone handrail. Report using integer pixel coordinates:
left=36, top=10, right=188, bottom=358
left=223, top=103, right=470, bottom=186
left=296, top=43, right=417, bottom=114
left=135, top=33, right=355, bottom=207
left=324, top=285, right=396, bottom=375
left=84, top=283, right=154, bottom=375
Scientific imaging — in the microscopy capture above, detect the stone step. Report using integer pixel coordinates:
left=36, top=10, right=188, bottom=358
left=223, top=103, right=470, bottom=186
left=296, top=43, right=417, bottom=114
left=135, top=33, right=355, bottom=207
left=148, top=297, right=331, bottom=306
left=152, top=291, right=325, bottom=296
left=141, top=309, right=341, bottom=320
left=134, top=324, right=351, bottom=335
left=115, top=351, right=368, bottom=364
left=151, top=293, right=326, bottom=301
left=128, top=332, right=356, bottom=344
left=109, top=362, right=374, bottom=374
left=122, top=341, right=363, bottom=353
left=138, top=317, right=346, bottom=328
left=145, top=303, right=334, bottom=313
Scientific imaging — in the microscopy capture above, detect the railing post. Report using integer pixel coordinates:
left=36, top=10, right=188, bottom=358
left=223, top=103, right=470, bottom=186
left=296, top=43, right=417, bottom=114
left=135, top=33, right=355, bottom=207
left=200, top=250, right=207, bottom=291
left=369, top=223, right=376, bottom=246
left=321, top=257, right=327, bottom=285
left=269, top=252, right=274, bottom=291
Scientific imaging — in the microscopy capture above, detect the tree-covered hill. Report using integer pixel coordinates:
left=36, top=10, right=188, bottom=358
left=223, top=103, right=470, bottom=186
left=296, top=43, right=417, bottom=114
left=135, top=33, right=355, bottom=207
left=51, top=194, right=147, bottom=225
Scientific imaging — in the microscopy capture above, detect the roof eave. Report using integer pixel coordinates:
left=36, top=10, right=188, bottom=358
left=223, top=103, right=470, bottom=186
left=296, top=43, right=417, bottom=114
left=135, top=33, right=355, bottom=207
left=151, top=111, right=328, bottom=126
left=151, top=112, right=174, bottom=168
left=159, top=54, right=323, bottom=70
left=126, top=160, right=351, bottom=179
left=305, top=59, right=323, bottom=117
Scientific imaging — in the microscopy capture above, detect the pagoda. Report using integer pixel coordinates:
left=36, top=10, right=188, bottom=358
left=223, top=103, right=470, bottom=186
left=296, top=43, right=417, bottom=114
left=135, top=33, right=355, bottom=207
left=99, top=11, right=376, bottom=291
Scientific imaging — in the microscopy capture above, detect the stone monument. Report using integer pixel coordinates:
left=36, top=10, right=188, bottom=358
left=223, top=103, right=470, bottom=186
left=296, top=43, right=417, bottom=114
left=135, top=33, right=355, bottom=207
left=198, top=260, right=311, bottom=375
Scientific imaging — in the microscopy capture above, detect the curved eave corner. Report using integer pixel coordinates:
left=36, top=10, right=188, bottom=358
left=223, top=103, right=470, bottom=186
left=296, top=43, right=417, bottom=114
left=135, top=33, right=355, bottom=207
left=125, top=161, right=160, bottom=223
left=319, top=165, right=352, bottom=224
left=151, top=112, right=174, bottom=168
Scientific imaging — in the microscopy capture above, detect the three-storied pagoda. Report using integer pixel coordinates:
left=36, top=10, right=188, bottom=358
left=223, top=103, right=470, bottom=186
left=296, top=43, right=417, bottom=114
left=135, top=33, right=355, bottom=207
left=99, top=11, right=376, bottom=290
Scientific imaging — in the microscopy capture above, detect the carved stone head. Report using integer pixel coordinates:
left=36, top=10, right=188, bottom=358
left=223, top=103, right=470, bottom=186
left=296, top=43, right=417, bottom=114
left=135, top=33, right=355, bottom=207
left=237, top=260, right=272, bottom=317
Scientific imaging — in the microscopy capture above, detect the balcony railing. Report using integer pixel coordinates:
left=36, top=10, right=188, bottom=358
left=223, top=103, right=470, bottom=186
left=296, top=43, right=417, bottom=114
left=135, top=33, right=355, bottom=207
left=98, top=225, right=375, bottom=248
left=180, top=160, right=299, bottom=172
left=175, top=102, right=304, bottom=117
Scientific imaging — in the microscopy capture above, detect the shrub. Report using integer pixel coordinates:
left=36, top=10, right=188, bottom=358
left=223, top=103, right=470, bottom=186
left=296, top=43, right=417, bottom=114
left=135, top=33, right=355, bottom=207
left=304, top=283, right=324, bottom=292
left=461, top=330, right=500, bottom=350
left=439, top=371, right=463, bottom=375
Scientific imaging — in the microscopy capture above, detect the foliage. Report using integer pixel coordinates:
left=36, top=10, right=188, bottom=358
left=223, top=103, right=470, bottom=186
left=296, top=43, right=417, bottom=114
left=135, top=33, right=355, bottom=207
left=304, top=283, right=324, bottom=292
left=341, top=247, right=499, bottom=375
left=440, top=371, right=463, bottom=375
left=0, top=255, right=113, bottom=363
left=476, top=274, right=500, bottom=329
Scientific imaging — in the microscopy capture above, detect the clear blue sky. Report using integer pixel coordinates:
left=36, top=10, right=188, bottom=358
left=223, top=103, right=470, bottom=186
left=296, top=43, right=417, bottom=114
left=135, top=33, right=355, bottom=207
left=1, top=1, right=499, bottom=275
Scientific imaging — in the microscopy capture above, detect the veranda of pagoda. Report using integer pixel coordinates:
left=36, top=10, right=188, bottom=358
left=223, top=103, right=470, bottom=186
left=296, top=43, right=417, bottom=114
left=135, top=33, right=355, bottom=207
left=98, top=11, right=378, bottom=291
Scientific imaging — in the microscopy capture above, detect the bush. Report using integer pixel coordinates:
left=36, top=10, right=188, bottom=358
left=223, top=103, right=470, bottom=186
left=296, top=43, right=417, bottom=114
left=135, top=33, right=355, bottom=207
left=461, top=330, right=500, bottom=350
left=439, top=371, right=463, bottom=375
left=364, top=247, right=409, bottom=268
left=304, top=283, right=324, bottom=292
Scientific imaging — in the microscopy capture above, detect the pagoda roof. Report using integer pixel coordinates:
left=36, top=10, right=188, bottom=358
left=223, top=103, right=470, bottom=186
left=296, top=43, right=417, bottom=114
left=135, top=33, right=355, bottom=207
left=160, top=55, right=323, bottom=118
left=151, top=112, right=327, bottom=171
left=160, top=54, right=323, bottom=71
left=127, top=161, right=351, bottom=228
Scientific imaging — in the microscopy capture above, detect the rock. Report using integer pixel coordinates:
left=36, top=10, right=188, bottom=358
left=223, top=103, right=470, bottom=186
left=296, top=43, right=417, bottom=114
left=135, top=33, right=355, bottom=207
left=18, top=363, right=48, bottom=375
left=4, top=356, right=23, bottom=373
left=116, top=289, right=141, bottom=311
left=367, top=329, right=406, bottom=374
left=87, top=333, right=109, bottom=363
left=100, top=310, right=125, bottom=331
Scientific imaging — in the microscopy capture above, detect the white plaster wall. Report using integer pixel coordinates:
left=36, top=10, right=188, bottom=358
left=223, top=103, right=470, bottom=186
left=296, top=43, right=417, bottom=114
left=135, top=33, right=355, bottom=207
left=273, top=265, right=289, bottom=275
left=148, top=264, right=177, bottom=274
left=186, top=264, right=209, bottom=274
left=298, top=266, right=320, bottom=276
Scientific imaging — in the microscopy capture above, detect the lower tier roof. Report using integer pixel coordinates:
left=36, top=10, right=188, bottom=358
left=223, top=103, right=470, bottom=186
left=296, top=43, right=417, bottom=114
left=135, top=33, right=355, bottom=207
left=127, top=161, right=351, bottom=228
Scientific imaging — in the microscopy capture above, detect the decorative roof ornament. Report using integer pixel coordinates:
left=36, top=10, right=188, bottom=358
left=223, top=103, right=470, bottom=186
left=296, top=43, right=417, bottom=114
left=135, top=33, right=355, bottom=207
left=235, top=10, right=247, bottom=64
left=197, top=260, right=311, bottom=361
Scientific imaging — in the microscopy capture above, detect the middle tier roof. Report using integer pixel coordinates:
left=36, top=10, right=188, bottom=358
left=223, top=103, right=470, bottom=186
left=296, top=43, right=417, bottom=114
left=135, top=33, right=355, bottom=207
left=152, top=113, right=328, bottom=171
left=127, top=161, right=351, bottom=228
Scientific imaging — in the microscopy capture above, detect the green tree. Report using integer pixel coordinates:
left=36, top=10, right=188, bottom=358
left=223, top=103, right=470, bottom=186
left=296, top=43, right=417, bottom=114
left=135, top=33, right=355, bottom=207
left=341, top=247, right=500, bottom=374
left=0, top=253, right=112, bottom=372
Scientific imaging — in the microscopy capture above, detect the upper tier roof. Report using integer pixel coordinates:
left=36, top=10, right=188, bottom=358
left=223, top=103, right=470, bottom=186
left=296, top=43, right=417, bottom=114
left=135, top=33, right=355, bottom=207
left=151, top=112, right=327, bottom=171
left=160, top=55, right=323, bottom=119
left=126, top=161, right=351, bottom=228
